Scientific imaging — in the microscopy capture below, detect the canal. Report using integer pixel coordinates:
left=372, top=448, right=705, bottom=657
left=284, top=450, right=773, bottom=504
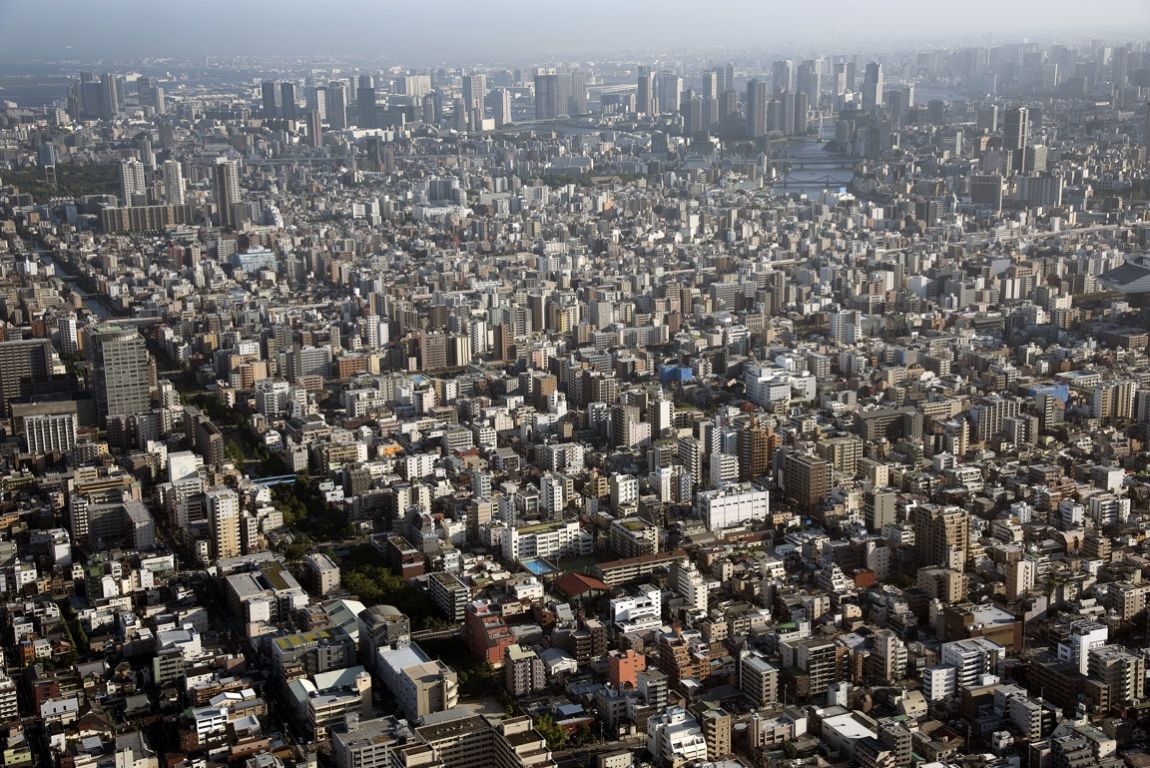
left=37, top=250, right=114, bottom=320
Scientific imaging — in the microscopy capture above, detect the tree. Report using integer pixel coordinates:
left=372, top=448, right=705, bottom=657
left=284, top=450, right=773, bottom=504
left=73, top=622, right=90, bottom=655
left=885, top=572, right=915, bottom=589
left=573, top=722, right=593, bottom=747
left=534, top=715, right=567, bottom=750
left=283, top=543, right=307, bottom=561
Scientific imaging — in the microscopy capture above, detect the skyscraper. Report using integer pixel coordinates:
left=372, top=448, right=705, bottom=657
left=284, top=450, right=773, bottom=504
left=1003, top=106, right=1030, bottom=171
left=213, top=159, right=241, bottom=229
left=553, top=76, right=574, bottom=121
left=912, top=506, right=970, bottom=570
left=280, top=81, right=298, bottom=120
left=119, top=159, right=146, bottom=206
left=137, top=135, right=155, bottom=171
left=797, top=59, right=821, bottom=108
left=637, top=66, right=655, bottom=115
left=422, top=92, right=441, bottom=125
left=656, top=72, right=682, bottom=114
left=533, top=70, right=584, bottom=120
left=767, top=96, right=784, bottom=134
left=977, top=105, right=999, bottom=132
left=399, top=74, right=430, bottom=98
left=746, top=79, right=768, bottom=138
left=701, top=69, right=719, bottom=130
left=462, top=74, right=487, bottom=125
left=832, top=62, right=849, bottom=95
left=0, top=339, right=52, bottom=416
left=781, top=451, right=831, bottom=511
left=862, top=62, right=884, bottom=110
left=37, top=142, right=57, bottom=168
left=717, top=63, right=735, bottom=96
left=568, top=71, right=587, bottom=116
left=534, top=72, right=560, bottom=120
left=1003, top=106, right=1030, bottom=152
left=718, top=90, right=739, bottom=137
left=780, top=90, right=797, bottom=136
left=59, top=316, right=79, bottom=356
left=1112, top=45, right=1130, bottom=89
left=261, top=80, right=278, bottom=118
left=76, top=71, right=98, bottom=119
left=771, top=60, right=794, bottom=94
left=357, top=74, right=377, bottom=129
left=419, top=331, right=448, bottom=372
left=794, top=91, right=810, bottom=135
left=305, top=85, right=327, bottom=120
left=491, top=88, right=512, bottom=128
left=86, top=326, right=151, bottom=421
left=307, top=110, right=323, bottom=148
left=736, top=424, right=774, bottom=481
left=137, top=76, right=165, bottom=114
left=98, top=73, right=123, bottom=120
left=207, top=488, right=242, bottom=560
left=162, top=159, right=184, bottom=205
left=450, top=96, right=468, bottom=131
left=701, top=69, right=718, bottom=101
left=326, top=80, right=348, bottom=130
left=682, top=95, right=703, bottom=135
left=1144, top=102, right=1150, bottom=150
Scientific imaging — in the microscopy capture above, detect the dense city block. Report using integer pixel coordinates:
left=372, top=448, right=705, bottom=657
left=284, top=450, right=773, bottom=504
left=1, top=19, right=1150, bottom=768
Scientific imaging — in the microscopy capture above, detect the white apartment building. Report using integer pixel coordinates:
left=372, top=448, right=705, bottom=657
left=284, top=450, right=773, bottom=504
left=695, top=483, right=770, bottom=530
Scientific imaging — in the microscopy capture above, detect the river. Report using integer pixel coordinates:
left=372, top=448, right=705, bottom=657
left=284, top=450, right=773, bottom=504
left=37, top=250, right=113, bottom=320
left=768, top=127, right=855, bottom=195
left=506, top=118, right=855, bottom=194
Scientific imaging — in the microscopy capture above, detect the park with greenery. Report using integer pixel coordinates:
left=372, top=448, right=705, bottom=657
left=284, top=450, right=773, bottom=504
left=3, top=162, right=119, bottom=202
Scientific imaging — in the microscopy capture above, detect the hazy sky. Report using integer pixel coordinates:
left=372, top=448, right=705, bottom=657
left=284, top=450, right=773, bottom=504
left=0, top=0, right=1148, bottom=62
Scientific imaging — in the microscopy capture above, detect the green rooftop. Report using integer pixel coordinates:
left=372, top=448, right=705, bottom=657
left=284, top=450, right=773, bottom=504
left=273, top=628, right=336, bottom=650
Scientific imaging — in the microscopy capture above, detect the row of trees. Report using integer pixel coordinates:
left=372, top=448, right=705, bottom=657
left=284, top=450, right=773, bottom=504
left=54, top=601, right=90, bottom=668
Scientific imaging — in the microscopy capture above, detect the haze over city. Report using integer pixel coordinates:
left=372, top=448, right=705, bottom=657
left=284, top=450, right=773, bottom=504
left=0, top=0, right=1148, bottom=59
